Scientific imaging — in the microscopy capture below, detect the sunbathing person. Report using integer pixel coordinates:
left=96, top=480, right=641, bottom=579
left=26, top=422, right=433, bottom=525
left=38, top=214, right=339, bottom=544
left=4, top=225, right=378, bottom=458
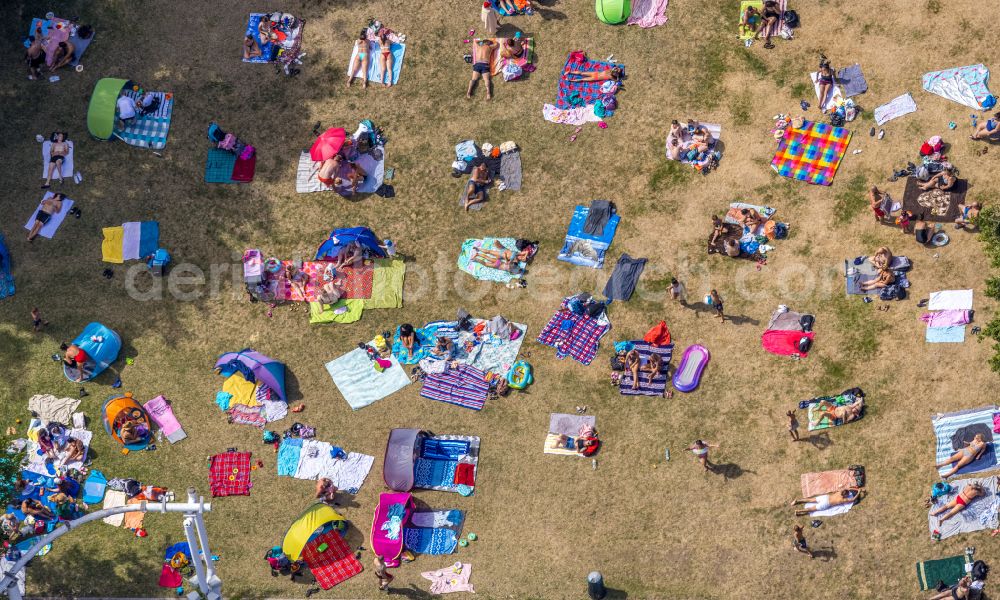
left=808, top=399, right=863, bottom=428
left=868, top=186, right=889, bottom=222
left=565, top=66, right=623, bottom=83
left=870, top=246, right=893, bottom=271
left=623, top=348, right=641, bottom=390
left=860, top=268, right=894, bottom=291
left=931, top=481, right=986, bottom=526
left=464, top=163, right=491, bottom=211
left=35, top=429, right=59, bottom=462
left=971, top=112, right=1000, bottom=140
left=347, top=29, right=370, bottom=88
left=927, top=576, right=972, bottom=600
left=43, top=132, right=70, bottom=189
left=955, top=202, right=982, bottom=230
left=741, top=5, right=762, bottom=36
left=378, top=30, right=394, bottom=87
left=318, top=278, right=346, bottom=304
left=59, top=437, right=86, bottom=466
left=468, top=39, right=497, bottom=100
left=936, top=434, right=989, bottom=479
left=334, top=161, right=367, bottom=194
left=740, top=207, right=763, bottom=230
left=48, top=40, right=75, bottom=73
left=919, top=167, right=957, bottom=192
left=500, top=37, right=524, bottom=60
left=27, top=192, right=64, bottom=242
left=317, top=155, right=343, bottom=188
left=641, top=352, right=663, bottom=385
left=552, top=430, right=600, bottom=456
left=243, top=35, right=262, bottom=60
left=25, top=34, right=45, bottom=80
left=21, top=498, right=54, bottom=520
left=757, top=0, right=781, bottom=48
left=816, top=55, right=835, bottom=112
left=792, top=487, right=863, bottom=516
left=257, top=15, right=274, bottom=45
left=398, top=324, right=417, bottom=358
left=470, top=240, right=532, bottom=272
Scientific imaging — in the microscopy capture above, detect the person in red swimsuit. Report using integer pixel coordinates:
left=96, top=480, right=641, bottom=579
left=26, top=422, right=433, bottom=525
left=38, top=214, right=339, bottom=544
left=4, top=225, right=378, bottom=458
left=931, top=482, right=985, bottom=527
left=61, top=343, right=90, bottom=382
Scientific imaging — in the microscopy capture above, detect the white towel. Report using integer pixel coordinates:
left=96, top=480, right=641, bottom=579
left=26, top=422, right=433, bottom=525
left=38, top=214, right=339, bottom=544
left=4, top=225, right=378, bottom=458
left=412, top=510, right=461, bottom=528
left=319, top=451, right=375, bottom=493
left=41, top=140, right=74, bottom=179
left=294, top=440, right=333, bottom=480
left=23, top=193, right=74, bottom=239
left=810, top=72, right=844, bottom=113
left=102, top=490, right=127, bottom=526
left=262, top=399, right=287, bottom=423
left=121, top=222, right=142, bottom=261
left=928, top=289, right=974, bottom=311
left=873, top=93, right=917, bottom=126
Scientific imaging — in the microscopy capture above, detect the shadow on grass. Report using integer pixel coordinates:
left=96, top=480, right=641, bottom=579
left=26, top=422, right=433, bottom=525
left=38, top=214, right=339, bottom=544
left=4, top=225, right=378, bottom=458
left=805, top=432, right=833, bottom=450
left=708, top=462, right=757, bottom=481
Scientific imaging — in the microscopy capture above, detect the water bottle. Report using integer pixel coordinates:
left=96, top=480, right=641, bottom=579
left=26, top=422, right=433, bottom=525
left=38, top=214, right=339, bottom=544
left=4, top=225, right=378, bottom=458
left=664, top=448, right=670, bottom=461
left=591, top=458, right=597, bottom=470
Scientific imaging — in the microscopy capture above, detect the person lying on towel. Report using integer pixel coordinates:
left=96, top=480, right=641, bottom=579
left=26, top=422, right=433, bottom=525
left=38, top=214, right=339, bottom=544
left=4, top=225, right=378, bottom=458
left=27, top=193, right=65, bottom=242
left=936, top=434, right=989, bottom=479
left=931, top=481, right=986, bottom=527
left=470, top=241, right=532, bottom=274
left=808, top=399, right=863, bottom=428
left=791, top=487, right=863, bottom=516
left=927, top=575, right=974, bottom=600
left=465, top=163, right=491, bottom=211
left=551, top=429, right=600, bottom=456
left=564, top=66, right=623, bottom=83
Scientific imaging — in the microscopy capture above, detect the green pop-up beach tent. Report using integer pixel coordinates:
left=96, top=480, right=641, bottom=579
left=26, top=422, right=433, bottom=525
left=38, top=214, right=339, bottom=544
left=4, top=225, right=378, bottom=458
left=87, top=77, right=128, bottom=140
left=596, top=0, right=631, bottom=24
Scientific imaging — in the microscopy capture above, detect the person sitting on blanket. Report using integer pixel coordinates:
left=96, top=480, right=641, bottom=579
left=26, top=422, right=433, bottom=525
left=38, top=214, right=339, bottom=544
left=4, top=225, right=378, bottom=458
left=398, top=323, right=417, bottom=358
left=464, top=163, right=491, bottom=211
left=0, top=513, right=22, bottom=542
left=243, top=34, right=262, bottom=60
left=378, top=29, right=394, bottom=88
left=791, top=487, right=863, bottom=516
left=931, top=481, right=986, bottom=526
left=35, top=428, right=60, bottom=462
left=21, top=498, right=54, bottom=521
left=955, top=202, right=982, bottom=230
left=332, top=240, right=364, bottom=269
left=501, top=37, right=525, bottom=60
left=860, top=267, right=894, bottom=291
left=757, top=0, right=781, bottom=49
left=936, top=434, right=989, bottom=479
left=430, top=336, right=454, bottom=360
left=816, top=55, right=835, bottom=113
left=919, top=167, right=957, bottom=192
left=49, top=40, right=75, bottom=73
left=741, top=5, right=762, bottom=36
left=470, top=240, right=531, bottom=273
left=315, top=478, right=339, bottom=505
left=927, top=575, right=973, bottom=600
left=42, top=131, right=70, bottom=189
left=56, top=436, right=87, bottom=467
left=468, top=39, right=498, bottom=100
left=868, top=186, right=890, bottom=223
left=808, top=398, right=862, bottom=428
left=284, top=264, right=309, bottom=299
left=565, top=66, right=623, bottom=83
left=48, top=492, right=82, bottom=519
left=60, top=340, right=89, bottom=382
left=335, top=161, right=368, bottom=195
left=258, top=15, right=275, bottom=45
left=317, top=155, right=343, bottom=188
left=710, top=215, right=727, bottom=245
left=971, top=112, right=1000, bottom=140
left=724, top=238, right=741, bottom=258
left=25, top=34, right=45, bottom=80
left=641, top=352, right=663, bottom=385
left=623, top=348, right=641, bottom=390
left=347, top=29, right=370, bottom=88
left=870, top=246, right=893, bottom=271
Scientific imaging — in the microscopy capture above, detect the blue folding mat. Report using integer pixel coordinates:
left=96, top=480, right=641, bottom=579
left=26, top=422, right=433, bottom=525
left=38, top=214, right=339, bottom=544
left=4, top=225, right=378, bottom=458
left=558, top=205, right=620, bottom=269
left=933, top=406, right=999, bottom=477
left=83, top=469, right=108, bottom=504
left=0, top=234, right=13, bottom=300
left=25, top=18, right=95, bottom=67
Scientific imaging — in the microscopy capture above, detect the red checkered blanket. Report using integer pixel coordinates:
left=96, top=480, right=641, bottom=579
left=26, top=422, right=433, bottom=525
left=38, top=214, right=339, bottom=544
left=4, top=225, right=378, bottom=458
left=208, top=451, right=252, bottom=497
left=536, top=300, right=611, bottom=365
left=301, top=530, right=363, bottom=589
left=265, top=260, right=374, bottom=301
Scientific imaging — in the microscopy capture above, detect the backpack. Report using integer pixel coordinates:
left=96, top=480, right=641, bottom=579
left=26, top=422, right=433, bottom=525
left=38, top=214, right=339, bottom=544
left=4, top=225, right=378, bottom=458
left=782, top=10, right=799, bottom=27
left=972, top=560, right=989, bottom=581
left=502, top=62, right=523, bottom=82
left=829, top=113, right=845, bottom=127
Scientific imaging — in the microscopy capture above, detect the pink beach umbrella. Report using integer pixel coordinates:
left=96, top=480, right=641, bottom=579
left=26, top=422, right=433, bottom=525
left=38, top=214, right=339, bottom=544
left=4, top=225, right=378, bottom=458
left=309, top=127, right=347, bottom=161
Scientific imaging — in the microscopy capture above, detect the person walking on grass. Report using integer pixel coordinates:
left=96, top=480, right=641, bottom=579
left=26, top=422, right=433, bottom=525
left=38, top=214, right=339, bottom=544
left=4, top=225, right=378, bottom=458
left=668, top=278, right=686, bottom=304
left=31, top=307, right=48, bottom=333
left=373, top=554, right=393, bottom=592
left=792, top=524, right=814, bottom=558
left=687, top=439, right=719, bottom=470
left=787, top=410, right=800, bottom=441
left=709, top=289, right=725, bottom=322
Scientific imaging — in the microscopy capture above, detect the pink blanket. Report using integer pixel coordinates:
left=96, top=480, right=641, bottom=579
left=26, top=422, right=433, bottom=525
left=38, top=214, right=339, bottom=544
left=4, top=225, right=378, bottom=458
left=421, top=563, right=475, bottom=594
left=920, top=310, right=971, bottom=328
left=143, top=395, right=186, bottom=444
left=627, top=0, right=669, bottom=27
left=762, top=330, right=814, bottom=357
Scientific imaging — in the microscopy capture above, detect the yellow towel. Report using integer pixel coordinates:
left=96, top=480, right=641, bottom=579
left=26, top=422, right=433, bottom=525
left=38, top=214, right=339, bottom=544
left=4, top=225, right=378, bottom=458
left=102, top=226, right=124, bottom=263
left=222, top=373, right=259, bottom=408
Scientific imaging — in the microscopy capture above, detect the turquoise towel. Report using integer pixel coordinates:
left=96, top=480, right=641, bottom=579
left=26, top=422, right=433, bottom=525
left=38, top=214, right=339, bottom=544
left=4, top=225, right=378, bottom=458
left=215, top=391, right=233, bottom=411
left=277, top=439, right=303, bottom=476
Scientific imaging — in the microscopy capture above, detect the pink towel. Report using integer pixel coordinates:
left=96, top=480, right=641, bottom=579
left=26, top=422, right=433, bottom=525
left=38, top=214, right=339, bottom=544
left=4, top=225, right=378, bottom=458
left=993, top=413, right=1000, bottom=434
left=143, top=395, right=187, bottom=444
left=421, top=563, right=475, bottom=594
left=920, top=310, right=971, bottom=328
left=627, top=0, right=669, bottom=28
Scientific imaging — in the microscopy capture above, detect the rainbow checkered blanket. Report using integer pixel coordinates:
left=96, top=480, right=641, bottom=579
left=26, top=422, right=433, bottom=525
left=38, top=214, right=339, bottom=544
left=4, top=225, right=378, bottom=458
left=770, top=120, right=851, bottom=186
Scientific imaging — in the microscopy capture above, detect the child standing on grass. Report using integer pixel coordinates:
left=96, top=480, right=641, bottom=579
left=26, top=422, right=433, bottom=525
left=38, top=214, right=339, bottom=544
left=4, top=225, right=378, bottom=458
left=687, top=439, right=719, bottom=470
left=668, top=278, right=686, bottom=304
left=31, top=307, right=48, bottom=333
left=787, top=410, right=800, bottom=441
left=792, top=524, right=814, bottom=558
left=709, top=290, right=725, bottom=322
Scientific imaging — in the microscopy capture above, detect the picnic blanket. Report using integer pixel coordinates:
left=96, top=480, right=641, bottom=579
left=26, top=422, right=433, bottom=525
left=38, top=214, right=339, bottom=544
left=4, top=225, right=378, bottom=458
left=295, top=149, right=386, bottom=195
left=928, top=476, right=999, bottom=539
left=923, top=64, right=994, bottom=110
left=208, top=451, right=252, bottom=497
left=770, top=120, right=851, bottom=186
left=26, top=17, right=94, bottom=67
left=41, top=141, right=74, bottom=180
left=420, top=365, right=490, bottom=411
left=143, top=395, right=186, bottom=444
left=309, top=299, right=365, bottom=324
left=101, top=221, right=160, bottom=264
left=27, top=394, right=80, bottom=425
left=844, top=255, right=911, bottom=296
left=263, top=260, right=373, bottom=302
left=286, top=439, right=374, bottom=494
left=916, top=554, right=972, bottom=591
left=628, top=0, right=669, bottom=27
left=243, top=13, right=304, bottom=64
left=301, top=529, right=363, bottom=590
left=422, top=563, right=475, bottom=595
left=929, top=290, right=974, bottom=311
left=837, top=64, right=868, bottom=97
left=554, top=54, right=624, bottom=110
left=113, top=90, right=173, bottom=150
left=457, top=238, right=522, bottom=283
left=558, top=204, right=620, bottom=268
left=902, top=176, right=966, bottom=223
left=24, top=193, right=73, bottom=239
left=204, top=149, right=238, bottom=184
left=491, top=0, right=532, bottom=15
left=24, top=428, right=92, bottom=476
left=666, top=122, right=721, bottom=166
left=537, top=298, right=611, bottom=365
left=801, top=469, right=856, bottom=498
left=326, top=346, right=411, bottom=410
left=347, top=41, right=405, bottom=85
left=404, top=528, right=458, bottom=555
left=415, top=435, right=479, bottom=492
left=619, top=342, right=673, bottom=396
left=365, top=258, right=405, bottom=309
left=412, top=510, right=463, bottom=529
left=873, top=93, right=917, bottom=126
left=933, top=406, right=998, bottom=477
left=810, top=72, right=844, bottom=113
